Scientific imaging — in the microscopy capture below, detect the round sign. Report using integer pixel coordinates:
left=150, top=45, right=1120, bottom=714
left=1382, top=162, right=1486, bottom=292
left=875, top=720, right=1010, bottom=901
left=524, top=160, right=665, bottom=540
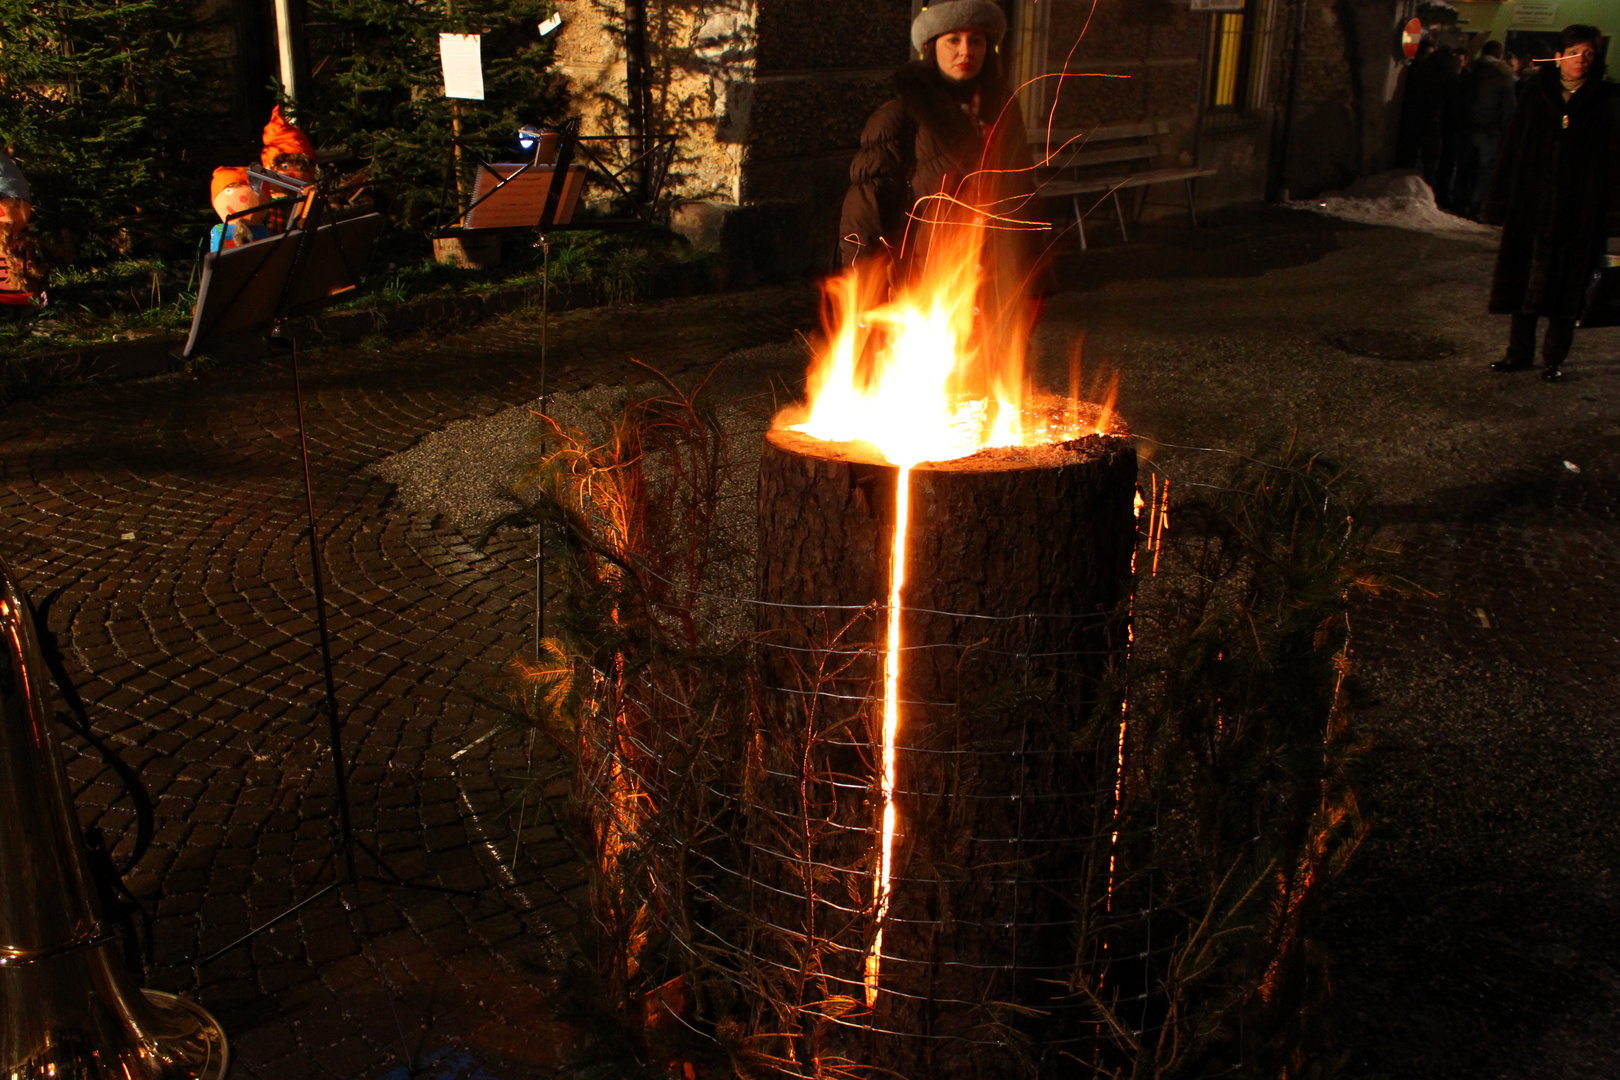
left=1402, top=17, right=1423, bottom=60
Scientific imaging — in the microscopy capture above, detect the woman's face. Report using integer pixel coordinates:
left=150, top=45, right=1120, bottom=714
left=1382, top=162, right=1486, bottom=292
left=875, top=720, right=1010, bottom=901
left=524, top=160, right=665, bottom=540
left=1556, top=42, right=1596, bottom=81
left=935, top=30, right=988, bottom=83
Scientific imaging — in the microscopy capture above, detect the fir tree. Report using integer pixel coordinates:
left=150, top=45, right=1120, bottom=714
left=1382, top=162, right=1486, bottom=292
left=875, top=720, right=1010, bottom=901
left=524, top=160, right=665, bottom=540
left=304, top=0, right=566, bottom=226
left=0, top=0, right=212, bottom=262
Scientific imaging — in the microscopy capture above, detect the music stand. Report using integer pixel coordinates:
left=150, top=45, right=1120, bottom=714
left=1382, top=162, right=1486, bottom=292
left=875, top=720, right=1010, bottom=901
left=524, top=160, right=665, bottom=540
left=183, top=185, right=383, bottom=356
left=247, top=164, right=310, bottom=200
left=429, top=118, right=676, bottom=240
left=180, top=193, right=474, bottom=979
left=180, top=230, right=304, bottom=356
left=461, top=163, right=587, bottom=231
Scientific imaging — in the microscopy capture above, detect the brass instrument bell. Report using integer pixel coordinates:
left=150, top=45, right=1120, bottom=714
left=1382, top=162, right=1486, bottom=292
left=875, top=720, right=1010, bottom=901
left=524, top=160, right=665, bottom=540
left=0, top=554, right=228, bottom=1079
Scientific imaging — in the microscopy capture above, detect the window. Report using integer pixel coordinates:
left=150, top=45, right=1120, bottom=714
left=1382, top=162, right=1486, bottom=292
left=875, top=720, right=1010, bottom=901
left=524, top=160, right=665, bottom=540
left=1205, top=0, right=1276, bottom=116
left=1210, top=10, right=1248, bottom=109
left=1009, top=0, right=1053, bottom=127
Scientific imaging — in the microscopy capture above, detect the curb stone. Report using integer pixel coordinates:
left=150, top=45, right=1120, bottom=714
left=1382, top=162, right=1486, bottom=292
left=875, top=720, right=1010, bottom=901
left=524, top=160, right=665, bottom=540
left=9, top=260, right=719, bottom=398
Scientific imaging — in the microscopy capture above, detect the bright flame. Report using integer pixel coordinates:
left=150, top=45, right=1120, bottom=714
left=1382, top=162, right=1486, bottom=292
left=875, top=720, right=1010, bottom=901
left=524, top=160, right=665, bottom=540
left=798, top=227, right=1026, bottom=465
left=784, top=208, right=1119, bottom=1007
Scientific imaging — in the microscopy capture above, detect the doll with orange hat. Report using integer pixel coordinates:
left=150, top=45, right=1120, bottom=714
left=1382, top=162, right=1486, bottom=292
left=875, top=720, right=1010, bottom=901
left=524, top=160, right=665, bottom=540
left=0, top=147, right=44, bottom=307
left=208, top=166, right=272, bottom=253
left=205, top=108, right=318, bottom=252
left=259, top=105, right=319, bottom=231
left=262, top=105, right=317, bottom=185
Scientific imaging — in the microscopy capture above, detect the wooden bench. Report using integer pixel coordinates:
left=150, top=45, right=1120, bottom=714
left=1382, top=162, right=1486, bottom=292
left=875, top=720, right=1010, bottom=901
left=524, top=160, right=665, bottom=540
left=1032, top=120, right=1217, bottom=249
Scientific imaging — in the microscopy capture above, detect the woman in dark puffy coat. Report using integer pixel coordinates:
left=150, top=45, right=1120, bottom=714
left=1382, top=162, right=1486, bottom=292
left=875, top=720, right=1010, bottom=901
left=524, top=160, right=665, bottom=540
left=837, top=0, right=1048, bottom=296
left=1483, top=24, right=1620, bottom=381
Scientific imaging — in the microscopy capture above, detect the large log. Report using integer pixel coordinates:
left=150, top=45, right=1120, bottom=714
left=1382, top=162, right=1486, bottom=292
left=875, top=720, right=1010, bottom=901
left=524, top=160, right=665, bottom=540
left=750, top=424, right=1138, bottom=1078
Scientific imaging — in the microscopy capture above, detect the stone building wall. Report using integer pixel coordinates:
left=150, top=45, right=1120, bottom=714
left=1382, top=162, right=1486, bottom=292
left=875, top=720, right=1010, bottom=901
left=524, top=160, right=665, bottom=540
left=1044, top=1, right=1207, bottom=129
left=1279, top=0, right=1363, bottom=195
left=742, top=2, right=911, bottom=203
left=549, top=0, right=1410, bottom=275
left=552, top=0, right=758, bottom=203
left=1040, top=0, right=1403, bottom=208
left=1273, top=0, right=1414, bottom=195
left=551, top=0, right=910, bottom=278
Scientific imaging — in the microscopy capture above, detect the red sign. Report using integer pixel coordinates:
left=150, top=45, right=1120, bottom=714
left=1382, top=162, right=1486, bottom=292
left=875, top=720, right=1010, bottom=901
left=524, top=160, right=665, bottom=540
left=1402, top=17, right=1423, bottom=59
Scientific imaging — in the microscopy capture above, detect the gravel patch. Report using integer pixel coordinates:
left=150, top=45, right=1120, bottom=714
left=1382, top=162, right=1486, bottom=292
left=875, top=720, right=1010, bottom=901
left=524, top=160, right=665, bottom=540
left=367, top=363, right=781, bottom=544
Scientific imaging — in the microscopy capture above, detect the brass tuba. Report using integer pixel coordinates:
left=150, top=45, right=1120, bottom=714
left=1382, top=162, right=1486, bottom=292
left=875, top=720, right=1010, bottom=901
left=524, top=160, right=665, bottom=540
left=0, top=553, right=227, bottom=1079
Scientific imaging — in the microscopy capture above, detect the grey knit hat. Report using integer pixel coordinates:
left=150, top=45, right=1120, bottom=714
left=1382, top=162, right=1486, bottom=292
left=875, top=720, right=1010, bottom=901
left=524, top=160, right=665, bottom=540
left=911, top=0, right=1007, bottom=54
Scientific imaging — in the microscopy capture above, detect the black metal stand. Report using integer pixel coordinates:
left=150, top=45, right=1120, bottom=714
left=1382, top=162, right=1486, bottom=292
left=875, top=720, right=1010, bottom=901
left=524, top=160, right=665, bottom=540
left=182, top=190, right=479, bottom=981
left=289, top=336, right=356, bottom=885
left=193, top=338, right=478, bottom=970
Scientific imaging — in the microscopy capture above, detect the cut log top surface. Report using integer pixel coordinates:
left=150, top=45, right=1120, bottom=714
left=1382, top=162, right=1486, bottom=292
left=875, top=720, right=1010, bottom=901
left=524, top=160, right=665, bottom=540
left=767, top=406, right=1127, bottom=473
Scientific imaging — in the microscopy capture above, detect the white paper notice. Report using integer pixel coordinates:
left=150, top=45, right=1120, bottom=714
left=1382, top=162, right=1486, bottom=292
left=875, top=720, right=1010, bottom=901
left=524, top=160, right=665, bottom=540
left=1509, top=2, right=1557, bottom=28
left=439, top=33, right=485, bottom=100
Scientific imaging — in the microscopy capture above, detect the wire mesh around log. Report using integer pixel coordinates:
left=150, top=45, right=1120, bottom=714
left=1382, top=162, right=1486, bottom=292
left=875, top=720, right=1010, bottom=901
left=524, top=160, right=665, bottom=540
left=738, top=429, right=1142, bottom=1078
left=520, top=401, right=1379, bottom=1080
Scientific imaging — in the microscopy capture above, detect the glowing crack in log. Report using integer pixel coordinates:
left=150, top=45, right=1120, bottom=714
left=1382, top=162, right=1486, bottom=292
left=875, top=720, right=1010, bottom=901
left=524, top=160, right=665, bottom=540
left=863, top=463, right=911, bottom=1004
left=778, top=209, right=1126, bottom=1008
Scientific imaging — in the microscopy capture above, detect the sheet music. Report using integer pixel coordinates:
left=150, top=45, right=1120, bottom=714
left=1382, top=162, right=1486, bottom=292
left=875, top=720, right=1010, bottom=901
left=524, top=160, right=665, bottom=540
left=439, top=33, right=485, bottom=100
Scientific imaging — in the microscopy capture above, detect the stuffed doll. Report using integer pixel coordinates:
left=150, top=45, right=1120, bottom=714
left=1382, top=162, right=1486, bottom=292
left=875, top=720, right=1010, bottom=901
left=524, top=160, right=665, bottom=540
left=262, top=105, right=317, bottom=184
left=209, top=166, right=271, bottom=253
left=258, top=106, right=318, bottom=230
left=0, top=148, right=43, bottom=307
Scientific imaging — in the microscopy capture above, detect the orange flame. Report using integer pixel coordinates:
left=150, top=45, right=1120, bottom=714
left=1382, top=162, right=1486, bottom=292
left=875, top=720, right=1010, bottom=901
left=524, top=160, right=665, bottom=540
left=798, top=224, right=1022, bottom=465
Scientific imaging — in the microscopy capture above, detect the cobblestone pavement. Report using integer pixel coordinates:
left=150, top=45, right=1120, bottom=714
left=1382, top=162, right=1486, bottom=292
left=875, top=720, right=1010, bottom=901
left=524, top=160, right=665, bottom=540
left=1038, top=210, right=1620, bottom=1079
left=3, top=208, right=1619, bottom=1079
left=0, top=283, right=818, bottom=1079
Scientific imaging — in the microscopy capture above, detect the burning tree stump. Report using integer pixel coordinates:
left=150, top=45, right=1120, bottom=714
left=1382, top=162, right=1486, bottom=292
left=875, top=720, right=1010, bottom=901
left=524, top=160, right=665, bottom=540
left=750, top=424, right=1138, bottom=1078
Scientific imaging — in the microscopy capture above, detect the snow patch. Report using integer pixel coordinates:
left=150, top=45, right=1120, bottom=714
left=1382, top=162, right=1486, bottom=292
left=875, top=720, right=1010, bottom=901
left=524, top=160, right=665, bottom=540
left=1293, top=170, right=1496, bottom=238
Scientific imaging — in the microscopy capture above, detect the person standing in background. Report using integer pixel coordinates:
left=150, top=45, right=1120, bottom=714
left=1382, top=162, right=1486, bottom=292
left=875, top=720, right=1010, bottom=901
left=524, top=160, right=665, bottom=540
left=1483, top=25, right=1620, bottom=382
left=1467, top=40, right=1518, bottom=220
left=839, top=0, right=1050, bottom=301
left=1396, top=40, right=1435, bottom=171
left=1396, top=41, right=1455, bottom=190
left=1437, top=47, right=1473, bottom=210
left=1510, top=51, right=1537, bottom=87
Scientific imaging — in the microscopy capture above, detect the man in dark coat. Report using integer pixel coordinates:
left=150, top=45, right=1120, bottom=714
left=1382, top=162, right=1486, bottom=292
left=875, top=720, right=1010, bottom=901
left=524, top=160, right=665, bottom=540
left=1483, top=25, right=1620, bottom=381
left=1398, top=43, right=1456, bottom=187
left=1436, top=48, right=1472, bottom=209
left=837, top=0, right=1048, bottom=297
left=1396, top=40, right=1437, bottom=170
left=1466, top=40, right=1518, bottom=219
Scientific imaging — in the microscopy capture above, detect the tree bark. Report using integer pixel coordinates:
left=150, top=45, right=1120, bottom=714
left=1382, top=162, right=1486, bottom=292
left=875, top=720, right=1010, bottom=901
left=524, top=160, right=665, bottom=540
left=750, top=427, right=1138, bottom=1078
